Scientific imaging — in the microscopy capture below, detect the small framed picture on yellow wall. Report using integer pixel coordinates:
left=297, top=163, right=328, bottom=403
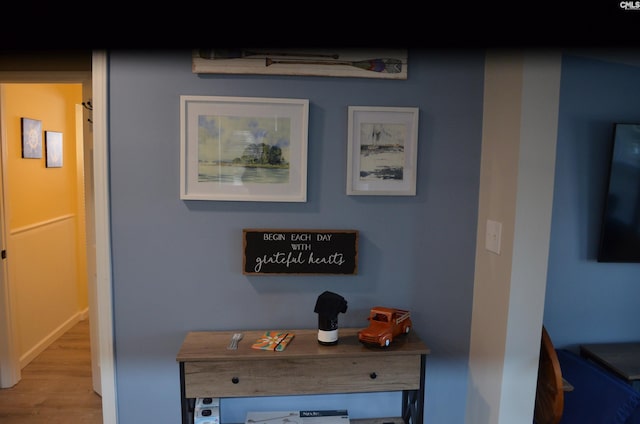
left=21, top=117, right=42, bottom=159
left=45, top=131, right=63, bottom=168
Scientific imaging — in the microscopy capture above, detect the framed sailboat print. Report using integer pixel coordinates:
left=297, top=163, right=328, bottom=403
left=346, top=106, right=419, bottom=196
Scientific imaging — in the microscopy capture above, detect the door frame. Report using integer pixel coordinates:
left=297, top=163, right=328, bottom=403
left=0, top=51, right=116, bottom=424
left=91, top=50, right=117, bottom=424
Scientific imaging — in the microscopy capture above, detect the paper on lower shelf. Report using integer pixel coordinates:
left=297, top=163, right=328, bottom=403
left=245, top=410, right=350, bottom=424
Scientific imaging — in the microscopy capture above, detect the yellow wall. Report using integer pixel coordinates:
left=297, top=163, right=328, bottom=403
left=2, top=83, right=87, bottom=365
left=5, top=84, right=81, bottom=226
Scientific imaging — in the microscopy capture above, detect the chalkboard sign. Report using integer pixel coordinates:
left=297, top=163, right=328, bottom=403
left=243, top=229, right=359, bottom=275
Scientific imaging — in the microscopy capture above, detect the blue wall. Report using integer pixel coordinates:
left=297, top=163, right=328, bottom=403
left=544, top=54, right=640, bottom=348
left=107, top=50, right=484, bottom=423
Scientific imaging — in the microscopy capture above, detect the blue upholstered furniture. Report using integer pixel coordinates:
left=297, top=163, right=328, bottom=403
left=556, top=349, right=640, bottom=424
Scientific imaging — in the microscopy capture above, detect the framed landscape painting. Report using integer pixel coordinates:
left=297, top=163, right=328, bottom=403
left=180, top=95, right=309, bottom=202
left=346, top=106, right=419, bottom=196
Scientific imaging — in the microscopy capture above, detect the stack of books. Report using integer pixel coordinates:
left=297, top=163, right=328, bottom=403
left=251, top=330, right=296, bottom=352
left=245, top=409, right=350, bottom=424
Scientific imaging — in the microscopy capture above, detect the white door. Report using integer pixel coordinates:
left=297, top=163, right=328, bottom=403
left=78, top=98, right=101, bottom=395
left=0, top=88, right=20, bottom=386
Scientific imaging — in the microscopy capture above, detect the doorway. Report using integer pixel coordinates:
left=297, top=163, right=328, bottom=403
left=0, top=51, right=116, bottom=424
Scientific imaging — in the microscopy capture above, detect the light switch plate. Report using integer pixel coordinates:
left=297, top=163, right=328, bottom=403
left=485, top=219, right=502, bottom=254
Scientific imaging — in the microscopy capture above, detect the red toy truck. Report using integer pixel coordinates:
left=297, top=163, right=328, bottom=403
left=358, top=306, right=412, bottom=347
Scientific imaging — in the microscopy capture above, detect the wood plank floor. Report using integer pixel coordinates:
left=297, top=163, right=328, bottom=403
left=0, top=319, right=103, bottom=424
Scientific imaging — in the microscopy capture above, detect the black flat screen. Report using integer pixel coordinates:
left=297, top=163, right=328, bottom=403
left=598, top=123, right=640, bottom=262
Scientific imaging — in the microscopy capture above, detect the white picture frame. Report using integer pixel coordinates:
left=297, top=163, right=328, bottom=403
left=180, top=95, right=309, bottom=202
left=346, top=106, right=419, bottom=196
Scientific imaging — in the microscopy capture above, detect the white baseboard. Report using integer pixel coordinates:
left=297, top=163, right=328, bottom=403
left=19, top=309, right=87, bottom=369
left=80, top=307, right=89, bottom=321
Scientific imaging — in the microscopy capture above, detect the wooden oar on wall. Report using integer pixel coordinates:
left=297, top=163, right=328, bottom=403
left=265, top=57, right=404, bottom=74
left=199, top=49, right=340, bottom=60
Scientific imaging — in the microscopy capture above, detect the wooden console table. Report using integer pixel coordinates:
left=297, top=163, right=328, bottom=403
left=176, top=328, right=430, bottom=424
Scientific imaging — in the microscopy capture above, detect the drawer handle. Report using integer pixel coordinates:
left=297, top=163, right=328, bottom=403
left=232, top=377, right=239, bottom=384
left=369, top=372, right=377, bottom=379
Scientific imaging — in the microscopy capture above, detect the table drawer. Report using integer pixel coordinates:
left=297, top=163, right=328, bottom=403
left=184, top=355, right=422, bottom=398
